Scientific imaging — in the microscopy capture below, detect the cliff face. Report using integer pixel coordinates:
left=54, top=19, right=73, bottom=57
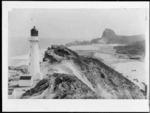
left=21, top=45, right=145, bottom=99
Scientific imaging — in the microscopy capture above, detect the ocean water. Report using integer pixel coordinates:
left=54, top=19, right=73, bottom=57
left=8, top=37, right=74, bottom=59
left=8, top=59, right=29, bottom=66
left=9, top=50, right=45, bottom=66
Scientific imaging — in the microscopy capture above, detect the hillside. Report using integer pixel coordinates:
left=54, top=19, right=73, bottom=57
left=20, top=45, right=145, bottom=99
left=114, top=40, right=145, bottom=57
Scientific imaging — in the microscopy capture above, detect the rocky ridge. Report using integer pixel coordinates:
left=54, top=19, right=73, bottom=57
left=21, top=45, right=145, bottom=99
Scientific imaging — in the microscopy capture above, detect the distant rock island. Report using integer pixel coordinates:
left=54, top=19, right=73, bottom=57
left=97, top=28, right=145, bottom=44
left=65, top=28, right=145, bottom=59
left=66, top=28, right=145, bottom=46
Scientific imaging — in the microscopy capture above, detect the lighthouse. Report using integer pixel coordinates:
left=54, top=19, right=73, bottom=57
left=29, top=26, right=43, bottom=81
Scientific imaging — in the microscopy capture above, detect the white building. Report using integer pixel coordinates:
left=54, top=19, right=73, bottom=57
left=29, top=26, right=43, bottom=81
left=8, top=88, right=14, bottom=99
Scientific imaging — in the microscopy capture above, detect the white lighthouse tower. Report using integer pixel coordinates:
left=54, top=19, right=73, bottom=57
left=29, top=26, right=43, bottom=81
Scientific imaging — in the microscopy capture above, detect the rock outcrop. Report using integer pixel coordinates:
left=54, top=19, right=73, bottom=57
left=21, top=45, right=145, bottom=99
left=21, top=73, right=98, bottom=99
left=9, top=65, right=29, bottom=74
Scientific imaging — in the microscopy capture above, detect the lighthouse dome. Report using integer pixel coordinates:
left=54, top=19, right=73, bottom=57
left=31, top=26, right=38, bottom=36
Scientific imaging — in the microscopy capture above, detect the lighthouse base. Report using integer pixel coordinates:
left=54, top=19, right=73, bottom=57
left=32, top=72, right=43, bottom=81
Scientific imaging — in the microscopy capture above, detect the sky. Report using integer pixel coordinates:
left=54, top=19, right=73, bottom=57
left=8, top=8, right=148, bottom=57
left=9, top=9, right=148, bottom=39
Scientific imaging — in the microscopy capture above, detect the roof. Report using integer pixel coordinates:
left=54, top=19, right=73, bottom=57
left=31, top=26, right=38, bottom=36
left=20, top=76, right=32, bottom=80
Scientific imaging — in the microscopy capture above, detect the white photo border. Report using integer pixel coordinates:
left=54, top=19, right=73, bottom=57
left=2, top=1, right=149, bottom=112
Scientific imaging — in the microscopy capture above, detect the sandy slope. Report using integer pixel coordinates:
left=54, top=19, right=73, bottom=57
left=93, top=52, right=148, bottom=92
left=41, top=60, right=96, bottom=93
left=112, top=61, right=147, bottom=90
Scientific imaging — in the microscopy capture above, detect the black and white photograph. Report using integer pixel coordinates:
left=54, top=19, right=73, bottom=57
left=2, top=1, right=149, bottom=112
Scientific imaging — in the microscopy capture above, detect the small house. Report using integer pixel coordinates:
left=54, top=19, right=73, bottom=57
left=19, top=76, right=33, bottom=87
